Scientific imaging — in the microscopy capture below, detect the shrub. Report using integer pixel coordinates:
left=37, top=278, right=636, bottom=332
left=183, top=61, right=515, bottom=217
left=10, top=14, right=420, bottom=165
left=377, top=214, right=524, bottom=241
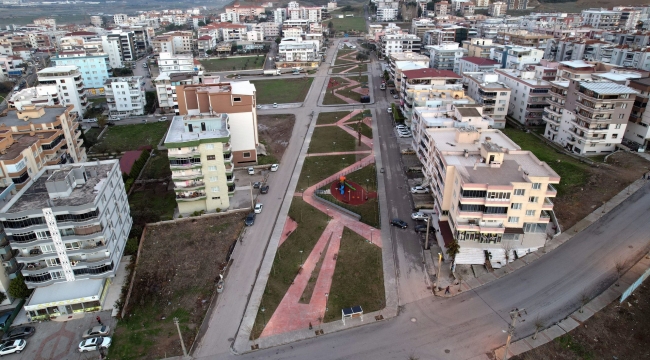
left=125, top=237, right=139, bottom=256
left=8, top=274, right=31, bottom=299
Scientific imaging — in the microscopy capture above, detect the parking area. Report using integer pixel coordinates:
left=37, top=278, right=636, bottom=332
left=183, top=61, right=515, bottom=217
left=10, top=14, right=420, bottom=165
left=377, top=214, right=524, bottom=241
left=230, top=168, right=271, bottom=209
left=6, top=310, right=115, bottom=360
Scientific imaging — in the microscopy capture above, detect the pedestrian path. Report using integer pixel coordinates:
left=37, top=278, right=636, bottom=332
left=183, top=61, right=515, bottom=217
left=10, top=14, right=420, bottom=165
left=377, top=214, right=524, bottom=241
left=305, top=150, right=371, bottom=157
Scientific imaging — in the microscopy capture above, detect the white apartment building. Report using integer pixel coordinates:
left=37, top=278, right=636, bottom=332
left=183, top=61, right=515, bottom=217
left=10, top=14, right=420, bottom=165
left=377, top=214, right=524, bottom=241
left=8, top=86, right=60, bottom=110
left=261, top=22, right=281, bottom=39
left=113, top=14, right=128, bottom=25
left=37, top=66, right=88, bottom=115
left=278, top=38, right=319, bottom=62
left=0, top=160, right=131, bottom=320
left=101, top=31, right=136, bottom=69
left=104, top=77, right=146, bottom=117
left=399, top=68, right=465, bottom=122
left=490, top=45, right=544, bottom=70
left=488, top=2, right=506, bottom=17
left=463, top=72, right=511, bottom=127
left=496, top=69, right=551, bottom=126
left=90, top=16, right=103, bottom=27
left=428, top=42, right=468, bottom=71
left=154, top=72, right=202, bottom=113
left=152, top=31, right=193, bottom=54
left=274, top=8, right=287, bottom=24
left=418, top=127, right=560, bottom=267
left=158, top=52, right=195, bottom=75
left=581, top=9, right=622, bottom=29
left=377, top=8, right=398, bottom=22
left=454, top=57, right=501, bottom=75
left=381, top=33, right=422, bottom=58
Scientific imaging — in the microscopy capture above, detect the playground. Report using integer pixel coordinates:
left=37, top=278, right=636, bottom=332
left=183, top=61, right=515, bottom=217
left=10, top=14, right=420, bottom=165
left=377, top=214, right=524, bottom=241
left=329, top=176, right=377, bottom=205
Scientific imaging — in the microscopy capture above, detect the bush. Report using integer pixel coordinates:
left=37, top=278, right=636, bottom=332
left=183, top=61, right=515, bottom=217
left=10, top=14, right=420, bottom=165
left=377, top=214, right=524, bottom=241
left=8, top=274, right=31, bottom=299
left=216, top=208, right=221, bottom=213
left=125, top=237, right=139, bottom=256
left=129, top=149, right=151, bottom=179
left=124, top=178, right=135, bottom=193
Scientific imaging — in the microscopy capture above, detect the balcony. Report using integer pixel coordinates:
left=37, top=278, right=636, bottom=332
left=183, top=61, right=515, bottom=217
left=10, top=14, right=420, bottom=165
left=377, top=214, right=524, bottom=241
left=176, top=192, right=207, bottom=201
left=542, top=114, right=559, bottom=124
left=540, top=210, right=551, bottom=220
left=175, top=181, right=205, bottom=191
left=542, top=197, right=554, bottom=209
left=169, top=162, right=201, bottom=170
left=546, top=184, right=557, bottom=197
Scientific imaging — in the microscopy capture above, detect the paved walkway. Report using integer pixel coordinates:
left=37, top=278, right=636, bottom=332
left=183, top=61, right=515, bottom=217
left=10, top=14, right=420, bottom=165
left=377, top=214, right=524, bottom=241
left=278, top=216, right=298, bottom=247
left=305, top=150, right=371, bottom=157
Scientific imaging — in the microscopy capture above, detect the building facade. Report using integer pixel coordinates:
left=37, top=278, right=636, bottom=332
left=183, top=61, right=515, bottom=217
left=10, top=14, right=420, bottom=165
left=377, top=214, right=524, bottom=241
left=50, top=51, right=111, bottom=95
left=104, top=77, right=146, bottom=117
left=37, top=66, right=88, bottom=115
left=496, top=69, right=551, bottom=126
left=464, top=72, right=511, bottom=127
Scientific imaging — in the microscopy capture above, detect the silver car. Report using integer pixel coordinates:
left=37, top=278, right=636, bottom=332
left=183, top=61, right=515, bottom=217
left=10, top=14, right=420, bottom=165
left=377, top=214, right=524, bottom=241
left=82, top=325, right=110, bottom=339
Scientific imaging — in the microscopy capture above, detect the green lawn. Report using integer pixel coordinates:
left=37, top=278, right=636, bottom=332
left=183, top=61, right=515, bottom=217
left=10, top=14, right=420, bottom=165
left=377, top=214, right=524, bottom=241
left=323, top=76, right=369, bottom=105
left=346, top=122, right=372, bottom=139
left=251, top=78, right=314, bottom=104
left=316, top=111, right=352, bottom=125
left=318, top=164, right=378, bottom=227
left=89, top=97, right=106, bottom=106
left=251, top=197, right=330, bottom=339
left=297, top=156, right=357, bottom=191
left=199, top=56, right=265, bottom=72
left=501, top=127, right=589, bottom=196
left=308, top=126, right=366, bottom=154
left=331, top=63, right=368, bottom=74
left=141, top=150, right=172, bottom=180
left=92, top=122, right=169, bottom=153
left=129, top=189, right=177, bottom=222
left=323, top=17, right=367, bottom=32
left=324, top=227, right=384, bottom=322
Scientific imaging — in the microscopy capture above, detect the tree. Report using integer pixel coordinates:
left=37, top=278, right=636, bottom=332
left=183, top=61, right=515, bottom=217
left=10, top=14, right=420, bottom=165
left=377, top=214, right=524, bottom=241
left=446, top=240, right=460, bottom=261
left=533, top=317, right=545, bottom=340
left=426, top=1, right=436, bottom=11
left=275, top=37, right=281, bottom=44
left=198, top=21, right=206, bottom=27
left=145, top=91, right=157, bottom=114
left=502, top=241, right=513, bottom=264
left=356, top=53, right=369, bottom=62
left=206, top=49, right=213, bottom=55
left=97, top=115, right=107, bottom=128
left=8, top=273, right=31, bottom=299
left=615, top=260, right=624, bottom=286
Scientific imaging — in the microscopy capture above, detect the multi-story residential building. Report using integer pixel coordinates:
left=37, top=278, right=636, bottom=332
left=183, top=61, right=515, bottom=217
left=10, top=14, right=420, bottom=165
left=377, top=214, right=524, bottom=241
left=277, top=38, right=320, bottom=63
left=427, top=42, right=468, bottom=71
left=50, top=51, right=111, bottom=95
left=0, top=104, right=86, bottom=190
left=165, top=81, right=260, bottom=213
left=475, top=0, right=489, bottom=6
left=8, top=86, right=60, bottom=110
left=423, top=26, right=469, bottom=46
left=461, top=2, right=475, bottom=15
left=504, top=0, right=527, bottom=10
left=544, top=38, right=588, bottom=62
left=410, top=104, right=492, bottom=145
left=90, top=16, right=103, bottom=27
left=274, top=8, right=287, bottom=24
left=388, top=51, right=431, bottom=80
left=496, top=69, right=551, bottom=126
left=454, top=57, right=500, bottom=75
left=488, top=2, right=506, bottom=17
left=157, top=52, right=195, bottom=75
left=463, top=72, right=511, bottom=127
left=33, top=18, right=56, bottom=28
left=581, top=9, right=621, bottom=29
left=0, top=160, right=131, bottom=320
left=609, top=46, right=650, bottom=71
left=152, top=31, right=193, bottom=54
left=118, top=26, right=152, bottom=59
left=434, top=1, right=450, bottom=16
left=555, top=60, right=596, bottom=81
left=411, top=18, right=437, bottom=40
left=490, top=45, right=544, bottom=70
left=101, top=31, right=136, bottom=69
left=225, top=3, right=265, bottom=18
left=377, top=8, right=399, bottom=21
left=260, top=22, right=281, bottom=39
left=104, top=77, right=146, bottom=117
left=381, top=33, right=422, bottom=58
left=420, top=127, right=560, bottom=267
left=625, top=77, right=650, bottom=151
left=399, top=68, right=464, bottom=122
left=495, top=30, right=552, bottom=48
left=37, top=66, right=88, bottom=115
left=614, top=7, right=642, bottom=30
left=154, top=72, right=202, bottom=114
left=532, top=65, right=559, bottom=82
left=113, top=14, right=128, bottom=25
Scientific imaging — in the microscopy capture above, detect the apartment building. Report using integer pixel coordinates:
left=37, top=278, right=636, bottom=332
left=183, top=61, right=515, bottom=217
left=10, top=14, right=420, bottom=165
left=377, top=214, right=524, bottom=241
left=609, top=46, right=650, bottom=71
left=260, top=22, right=281, bottom=39
left=37, top=66, right=88, bottom=115
left=152, top=31, right=193, bottom=54
left=101, top=31, right=136, bottom=69
left=491, top=45, right=544, bottom=70
left=225, top=3, right=265, bottom=18
left=0, top=105, right=86, bottom=190
left=399, top=68, right=464, bottom=122
left=381, top=33, right=422, bottom=58
left=104, top=77, right=146, bottom=117
left=377, top=8, right=399, bottom=22
left=278, top=38, right=319, bottom=62
left=463, top=72, right=510, bottom=127
left=581, top=9, right=621, bottom=29
left=154, top=72, right=201, bottom=113
left=423, top=26, right=469, bottom=46
left=411, top=18, right=437, bottom=39
left=157, top=52, right=195, bottom=75
left=419, top=127, right=560, bottom=267
left=0, top=160, right=131, bottom=320
left=0, top=55, right=20, bottom=80
left=90, top=16, right=103, bottom=27
left=475, top=0, right=489, bottom=6
left=496, top=69, right=551, bottom=126
left=410, top=104, right=492, bottom=145
left=495, top=30, right=552, bottom=48
left=51, top=51, right=111, bottom=94
left=274, top=8, right=287, bottom=24
left=113, top=14, right=128, bottom=25
left=614, top=7, right=642, bottom=30
left=488, top=2, right=506, bottom=17
left=8, top=86, right=60, bottom=110
left=461, top=2, right=475, bottom=15
left=625, top=77, right=650, bottom=151
left=556, top=60, right=596, bottom=81
left=118, top=26, right=152, bottom=59
left=543, top=80, right=636, bottom=154
left=388, top=51, right=430, bottom=79
left=454, top=57, right=500, bottom=75
left=434, top=1, right=450, bottom=16
left=427, top=42, right=468, bottom=71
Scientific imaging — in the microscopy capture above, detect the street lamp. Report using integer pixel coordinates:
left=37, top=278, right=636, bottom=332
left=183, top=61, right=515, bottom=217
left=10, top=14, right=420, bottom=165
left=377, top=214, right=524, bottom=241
left=299, top=250, right=304, bottom=266
left=325, top=293, right=329, bottom=312
left=261, top=306, right=266, bottom=326
left=307, top=175, right=310, bottom=188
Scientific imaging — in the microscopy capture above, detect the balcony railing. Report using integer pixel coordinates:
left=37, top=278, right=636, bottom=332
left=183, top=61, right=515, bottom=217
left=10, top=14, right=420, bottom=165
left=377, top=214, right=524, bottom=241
left=546, top=184, right=557, bottom=196
left=176, top=192, right=207, bottom=201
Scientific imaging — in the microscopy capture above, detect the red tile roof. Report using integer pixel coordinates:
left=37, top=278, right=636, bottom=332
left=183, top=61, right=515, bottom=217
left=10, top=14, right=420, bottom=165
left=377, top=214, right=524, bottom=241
left=460, top=57, right=499, bottom=66
left=64, top=31, right=97, bottom=36
left=198, top=35, right=212, bottom=40
left=119, top=150, right=142, bottom=174
left=402, top=68, right=461, bottom=79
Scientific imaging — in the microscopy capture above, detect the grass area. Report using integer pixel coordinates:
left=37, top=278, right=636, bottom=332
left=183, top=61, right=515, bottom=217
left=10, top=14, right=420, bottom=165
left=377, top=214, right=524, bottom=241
left=82, top=127, right=102, bottom=148
left=89, top=97, right=106, bottom=106
left=324, top=227, right=384, bottom=322
left=251, top=78, right=314, bottom=104
left=316, top=111, right=352, bottom=125
left=251, top=197, right=330, bottom=339
left=257, top=139, right=278, bottom=165
left=323, top=16, right=366, bottom=32
left=332, top=64, right=368, bottom=74
left=308, top=126, right=363, bottom=154
left=501, top=127, right=589, bottom=196
left=318, top=164, right=379, bottom=227
left=334, top=55, right=360, bottom=66
left=92, top=122, right=169, bottom=153
left=323, top=75, right=369, bottom=105
left=199, top=56, right=265, bottom=72
left=141, top=150, right=172, bottom=180
left=347, top=122, right=372, bottom=139
left=129, top=188, right=177, bottom=222
left=297, top=156, right=357, bottom=191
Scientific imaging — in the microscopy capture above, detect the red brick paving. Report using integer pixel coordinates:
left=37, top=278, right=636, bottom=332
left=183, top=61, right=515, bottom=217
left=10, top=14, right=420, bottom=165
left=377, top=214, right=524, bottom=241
left=279, top=216, right=298, bottom=247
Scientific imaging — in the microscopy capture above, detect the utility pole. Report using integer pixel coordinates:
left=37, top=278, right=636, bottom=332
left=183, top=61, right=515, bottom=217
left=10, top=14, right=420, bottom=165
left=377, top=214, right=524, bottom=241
left=435, top=252, right=442, bottom=288
left=503, top=308, right=526, bottom=360
left=424, top=214, right=432, bottom=250
left=249, top=181, right=254, bottom=209
left=173, top=317, right=188, bottom=358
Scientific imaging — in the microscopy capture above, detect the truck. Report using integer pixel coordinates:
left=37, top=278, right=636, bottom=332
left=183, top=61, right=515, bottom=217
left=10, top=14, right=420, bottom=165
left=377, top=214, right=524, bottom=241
left=264, top=69, right=281, bottom=76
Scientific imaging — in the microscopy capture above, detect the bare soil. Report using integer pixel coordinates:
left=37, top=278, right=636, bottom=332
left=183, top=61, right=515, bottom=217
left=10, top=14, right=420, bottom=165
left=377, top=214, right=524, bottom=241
left=511, top=280, right=650, bottom=360
left=555, top=152, right=650, bottom=230
left=257, top=114, right=296, bottom=164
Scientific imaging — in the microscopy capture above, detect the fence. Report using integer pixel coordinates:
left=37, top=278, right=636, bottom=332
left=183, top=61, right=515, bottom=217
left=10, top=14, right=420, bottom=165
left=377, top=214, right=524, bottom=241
left=313, top=194, right=362, bottom=220
left=312, top=156, right=375, bottom=190
left=621, top=264, right=650, bottom=303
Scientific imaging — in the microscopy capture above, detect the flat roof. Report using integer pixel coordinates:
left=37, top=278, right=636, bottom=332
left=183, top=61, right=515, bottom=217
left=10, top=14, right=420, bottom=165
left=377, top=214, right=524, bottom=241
left=447, top=151, right=559, bottom=184
left=27, top=279, right=104, bottom=307
left=0, top=106, right=67, bottom=127
left=594, top=72, right=642, bottom=82
left=427, top=128, right=519, bottom=153
left=560, top=60, right=595, bottom=69
left=580, top=81, right=638, bottom=95
left=403, top=68, right=461, bottom=79
left=38, top=65, right=78, bottom=73
left=457, top=107, right=481, bottom=117
left=461, top=57, right=499, bottom=66
left=164, top=114, right=230, bottom=144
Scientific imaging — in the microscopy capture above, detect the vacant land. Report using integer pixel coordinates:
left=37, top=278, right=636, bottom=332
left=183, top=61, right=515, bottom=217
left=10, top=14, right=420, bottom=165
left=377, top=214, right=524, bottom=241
left=323, top=17, right=366, bottom=32
left=331, top=63, right=367, bottom=74
left=141, top=150, right=171, bottom=180
left=502, top=127, right=650, bottom=229
left=297, top=156, right=357, bottom=191
left=323, top=75, right=369, bottom=105
left=317, top=111, right=352, bottom=125
left=251, top=78, right=314, bottom=104
left=258, top=114, right=296, bottom=165
left=308, top=126, right=368, bottom=154
left=512, top=281, right=649, bottom=360
left=91, top=122, right=168, bottom=154
left=252, top=198, right=329, bottom=338
left=324, top=227, right=384, bottom=322
left=199, top=56, right=265, bottom=72
left=129, top=184, right=177, bottom=226
left=111, top=214, right=244, bottom=360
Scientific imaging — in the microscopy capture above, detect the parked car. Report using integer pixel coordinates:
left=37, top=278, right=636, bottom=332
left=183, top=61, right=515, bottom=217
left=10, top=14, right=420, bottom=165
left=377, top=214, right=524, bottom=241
left=78, top=337, right=111, bottom=352
left=0, top=313, right=11, bottom=329
left=0, top=339, right=26, bottom=356
left=411, top=212, right=428, bottom=220
left=273, top=103, right=278, bottom=108
left=390, top=89, right=395, bottom=95
left=106, top=121, right=116, bottom=126
left=410, top=186, right=430, bottom=194
left=253, top=181, right=261, bottom=189
left=415, top=224, right=434, bottom=233
left=254, top=203, right=263, bottom=214
left=236, top=75, right=241, bottom=79
left=245, top=213, right=256, bottom=226
left=393, top=94, right=398, bottom=99
left=270, top=164, right=279, bottom=172
left=82, top=325, right=110, bottom=339
left=256, top=104, right=262, bottom=109
left=248, top=167, right=255, bottom=175
left=158, top=116, right=168, bottom=122
left=1, top=327, right=34, bottom=341
left=387, top=108, right=392, bottom=113
left=390, top=219, right=408, bottom=229
left=260, top=184, right=269, bottom=194
left=395, top=125, right=408, bottom=131
left=398, top=132, right=412, bottom=138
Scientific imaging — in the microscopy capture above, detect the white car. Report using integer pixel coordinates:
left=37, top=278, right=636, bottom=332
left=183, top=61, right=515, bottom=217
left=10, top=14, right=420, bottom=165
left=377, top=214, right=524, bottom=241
left=410, top=186, right=430, bottom=194
left=78, top=337, right=111, bottom=352
left=395, top=125, right=408, bottom=130
left=82, top=325, right=111, bottom=339
left=0, top=339, right=26, bottom=356
left=158, top=116, right=168, bottom=122
left=248, top=167, right=255, bottom=175
left=256, top=104, right=262, bottom=109
left=273, top=103, right=278, bottom=108
left=254, top=203, right=263, bottom=214
left=411, top=212, right=428, bottom=220
left=270, top=164, right=279, bottom=172
left=393, top=94, right=398, bottom=99
left=398, top=132, right=412, bottom=138
left=387, top=108, right=392, bottom=113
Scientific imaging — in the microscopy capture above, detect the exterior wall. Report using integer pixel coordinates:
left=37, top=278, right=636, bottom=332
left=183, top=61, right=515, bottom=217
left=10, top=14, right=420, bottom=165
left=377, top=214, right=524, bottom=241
left=37, top=67, right=88, bottom=115
left=105, top=77, right=146, bottom=116
left=51, top=55, right=110, bottom=90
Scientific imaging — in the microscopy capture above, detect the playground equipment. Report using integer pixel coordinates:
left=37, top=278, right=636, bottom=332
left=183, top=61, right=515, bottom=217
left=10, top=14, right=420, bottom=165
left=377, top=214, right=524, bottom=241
left=338, top=176, right=356, bottom=195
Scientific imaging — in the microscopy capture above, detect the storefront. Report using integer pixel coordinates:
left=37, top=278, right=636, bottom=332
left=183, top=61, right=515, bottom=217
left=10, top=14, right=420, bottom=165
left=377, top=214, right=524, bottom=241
left=25, top=278, right=110, bottom=321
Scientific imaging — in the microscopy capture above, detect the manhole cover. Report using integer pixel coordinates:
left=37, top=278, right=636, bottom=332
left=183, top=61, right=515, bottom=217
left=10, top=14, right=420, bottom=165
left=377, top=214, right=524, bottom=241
left=410, top=318, right=417, bottom=322
left=445, top=349, right=450, bottom=354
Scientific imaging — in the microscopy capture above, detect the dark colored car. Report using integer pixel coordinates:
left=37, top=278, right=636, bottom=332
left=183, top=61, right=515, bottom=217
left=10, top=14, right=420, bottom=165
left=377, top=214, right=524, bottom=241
left=414, top=225, right=434, bottom=234
left=0, top=313, right=11, bottom=329
left=253, top=182, right=261, bottom=189
left=245, top=213, right=256, bottom=226
left=106, top=121, right=116, bottom=126
left=260, top=184, right=269, bottom=194
left=390, top=219, right=408, bottom=229
left=1, top=327, right=34, bottom=341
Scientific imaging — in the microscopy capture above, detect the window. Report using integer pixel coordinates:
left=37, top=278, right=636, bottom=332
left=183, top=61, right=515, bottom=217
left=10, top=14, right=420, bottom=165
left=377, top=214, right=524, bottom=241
left=40, top=244, right=57, bottom=253
left=206, top=155, right=216, bottom=160
left=508, top=216, right=519, bottom=223
left=500, top=92, right=507, bottom=96
left=511, top=203, right=522, bottom=210
left=212, top=187, right=219, bottom=193
left=526, top=210, right=536, bottom=216
left=210, top=176, right=217, bottom=182
left=487, top=191, right=510, bottom=200
left=532, top=183, right=541, bottom=190
left=620, top=103, right=627, bottom=109
left=612, top=134, right=618, bottom=139
left=528, top=196, right=538, bottom=203
left=590, top=144, right=596, bottom=147
left=243, top=152, right=251, bottom=158
left=208, top=166, right=217, bottom=171
left=615, top=124, right=622, bottom=129
left=35, top=230, right=51, bottom=239
left=619, top=114, right=624, bottom=119
left=233, top=97, right=241, bottom=102
left=205, top=144, right=214, bottom=149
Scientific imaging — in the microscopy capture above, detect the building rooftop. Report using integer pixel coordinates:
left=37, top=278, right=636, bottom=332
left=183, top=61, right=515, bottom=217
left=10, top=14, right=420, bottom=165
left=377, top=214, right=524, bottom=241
left=593, top=72, right=642, bottom=82
left=164, top=114, right=230, bottom=145
left=457, top=107, right=481, bottom=117
left=1, top=162, right=116, bottom=213
left=27, top=279, right=104, bottom=308
left=0, top=106, right=68, bottom=127
left=560, top=60, right=595, bottom=69
left=630, top=77, right=650, bottom=87
left=461, top=57, right=500, bottom=66
left=402, top=68, right=461, bottom=79
left=579, top=81, right=638, bottom=95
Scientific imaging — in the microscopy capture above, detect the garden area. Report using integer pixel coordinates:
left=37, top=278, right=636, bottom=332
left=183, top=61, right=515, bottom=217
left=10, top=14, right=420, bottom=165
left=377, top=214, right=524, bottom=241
left=330, top=63, right=368, bottom=74
left=307, top=126, right=369, bottom=154
left=316, top=111, right=352, bottom=125
left=199, top=55, right=265, bottom=72
left=323, top=17, right=366, bottom=33
left=89, top=122, right=169, bottom=154
left=251, top=78, right=314, bottom=104
left=323, top=76, right=369, bottom=105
